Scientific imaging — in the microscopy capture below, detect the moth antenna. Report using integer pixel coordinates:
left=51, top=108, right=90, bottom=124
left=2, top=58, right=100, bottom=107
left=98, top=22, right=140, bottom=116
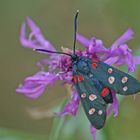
left=34, top=49, right=72, bottom=57
left=34, top=11, right=79, bottom=57
left=73, top=10, right=79, bottom=55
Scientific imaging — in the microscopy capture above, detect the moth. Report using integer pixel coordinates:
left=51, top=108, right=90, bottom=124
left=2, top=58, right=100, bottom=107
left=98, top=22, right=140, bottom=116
left=36, top=11, right=140, bottom=129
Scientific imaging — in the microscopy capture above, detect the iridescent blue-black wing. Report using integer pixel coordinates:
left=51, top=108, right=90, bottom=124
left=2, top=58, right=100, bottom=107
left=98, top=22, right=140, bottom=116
left=73, top=73, right=107, bottom=129
left=89, top=59, right=140, bottom=95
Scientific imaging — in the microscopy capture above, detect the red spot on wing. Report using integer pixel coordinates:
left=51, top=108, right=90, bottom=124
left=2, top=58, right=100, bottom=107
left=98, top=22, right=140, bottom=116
left=92, top=63, right=97, bottom=69
left=78, top=75, right=84, bottom=82
left=73, top=75, right=77, bottom=83
left=101, top=87, right=110, bottom=97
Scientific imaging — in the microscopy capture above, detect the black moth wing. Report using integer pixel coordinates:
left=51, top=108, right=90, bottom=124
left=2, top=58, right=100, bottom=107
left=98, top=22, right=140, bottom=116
left=74, top=72, right=107, bottom=129
left=89, top=59, right=140, bottom=95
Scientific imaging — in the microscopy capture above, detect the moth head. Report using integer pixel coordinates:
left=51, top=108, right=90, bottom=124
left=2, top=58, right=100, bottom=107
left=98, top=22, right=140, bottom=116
left=71, top=54, right=79, bottom=62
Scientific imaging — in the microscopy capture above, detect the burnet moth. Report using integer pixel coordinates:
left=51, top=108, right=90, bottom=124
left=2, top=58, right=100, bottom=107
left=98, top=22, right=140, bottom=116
left=35, top=10, right=140, bottom=129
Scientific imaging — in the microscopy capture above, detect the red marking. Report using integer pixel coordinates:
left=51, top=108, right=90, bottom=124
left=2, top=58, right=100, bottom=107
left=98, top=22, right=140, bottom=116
left=78, top=75, right=84, bottom=82
left=101, top=87, right=110, bottom=97
left=92, top=63, right=97, bottom=69
left=73, top=75, right=77, bottom=83
left=92, top=58, right=98, bottom=63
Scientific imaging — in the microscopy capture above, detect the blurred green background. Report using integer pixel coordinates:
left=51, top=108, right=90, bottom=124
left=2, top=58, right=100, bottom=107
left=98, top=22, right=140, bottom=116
left=0, top=0, right=140, bottom=140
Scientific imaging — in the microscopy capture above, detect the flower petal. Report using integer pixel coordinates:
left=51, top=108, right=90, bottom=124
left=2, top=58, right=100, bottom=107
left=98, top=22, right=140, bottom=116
left=107, top=91, right=119, bottom=117
left=20, top=22, right=38, bottom=49
left=58, top=71, right=73, bottom=84
left=104, top=44, right=135, bottom=72
left=20, top=17, right=56, bottom=52
left=76, top=33, right=108, bottom=55
left=16, top=71, right=59, bottom=99
left=76, top=33, right=90, bottom=48
left=133, top=56, right=140, bottom=64
left=23, top=85, right=46, bottom=99
left=90, top=125, right=97, bottom=140
left=55, top=90, right=80, bottom=116
left=114, top=44, right=135, bottom=72
left=104, top=56, right=119, bottom=65
left=88, top=37, right=108, bottom=54
left=110, top=28, right=134, bottom=51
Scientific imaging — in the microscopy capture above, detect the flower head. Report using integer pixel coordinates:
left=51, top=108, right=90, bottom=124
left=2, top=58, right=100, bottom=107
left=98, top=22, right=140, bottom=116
left=17, top=17, right=140, bottom=140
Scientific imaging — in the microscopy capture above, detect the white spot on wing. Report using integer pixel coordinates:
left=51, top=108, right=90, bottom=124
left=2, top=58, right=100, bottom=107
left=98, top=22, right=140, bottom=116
left=89, top=108, right=95, bottom=115
left=123, top=86, right=128, bottom=91
left=108, top=68, right=113, bottom=74
left=81, top=93, right=86, bottom=99
left=98, top=110, right=103, bottom=115
left=121, top=76, right=128, bottom=84
left=89, top=94, right=97, bottom=101
left=108, top=76, right=115, bottom=84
